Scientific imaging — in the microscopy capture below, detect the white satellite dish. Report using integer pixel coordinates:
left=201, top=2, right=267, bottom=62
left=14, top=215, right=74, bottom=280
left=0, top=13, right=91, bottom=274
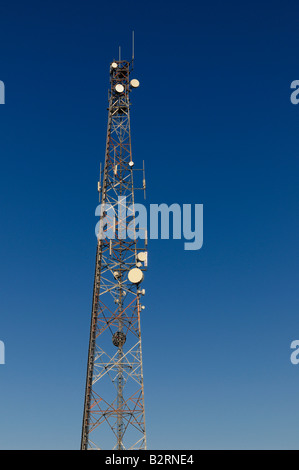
left=128, top=268, right=144, bottom=284
left=115, top=84, right=124, bottom=93
left=111, top=62, right=118, bottom=69
left=130, top=79, right=140, bottom=88
left=137, top=252, right=147, bottom=263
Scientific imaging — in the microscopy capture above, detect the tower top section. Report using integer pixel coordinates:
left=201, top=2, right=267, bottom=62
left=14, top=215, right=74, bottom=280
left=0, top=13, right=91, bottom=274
left=109, top=60, right=140, bottom=102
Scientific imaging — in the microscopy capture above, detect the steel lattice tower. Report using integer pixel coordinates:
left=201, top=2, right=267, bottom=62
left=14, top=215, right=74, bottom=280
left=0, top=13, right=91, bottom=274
left=81, top=58, right=147, bottom=450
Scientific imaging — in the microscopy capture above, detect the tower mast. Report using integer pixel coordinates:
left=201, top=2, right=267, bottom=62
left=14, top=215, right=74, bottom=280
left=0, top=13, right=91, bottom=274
left=81, top=58, right=147, bottom=450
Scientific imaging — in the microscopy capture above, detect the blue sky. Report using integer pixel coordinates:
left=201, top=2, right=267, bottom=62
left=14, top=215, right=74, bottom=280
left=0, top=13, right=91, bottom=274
left=0, top=0, right=299, bottom=449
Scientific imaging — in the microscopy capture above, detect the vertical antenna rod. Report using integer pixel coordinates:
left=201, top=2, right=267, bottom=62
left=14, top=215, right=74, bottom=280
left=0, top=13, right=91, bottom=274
left=132, top=31, right=135, bottom=61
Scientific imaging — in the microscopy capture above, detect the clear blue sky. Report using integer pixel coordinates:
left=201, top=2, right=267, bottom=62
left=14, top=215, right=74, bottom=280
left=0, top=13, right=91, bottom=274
left=0, top=0, right=299, bottom=450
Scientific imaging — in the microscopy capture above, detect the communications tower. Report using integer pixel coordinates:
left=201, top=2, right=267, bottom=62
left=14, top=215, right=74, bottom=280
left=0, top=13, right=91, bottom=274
left=81, top=57, right=147, bottom=450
